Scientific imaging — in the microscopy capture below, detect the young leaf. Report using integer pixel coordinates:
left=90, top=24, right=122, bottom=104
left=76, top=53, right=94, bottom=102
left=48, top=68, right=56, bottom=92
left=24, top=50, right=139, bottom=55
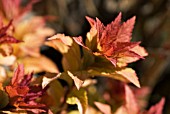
left=74, top=13, right=148, bottom=67
left=5, top=64, right=49, bottom=113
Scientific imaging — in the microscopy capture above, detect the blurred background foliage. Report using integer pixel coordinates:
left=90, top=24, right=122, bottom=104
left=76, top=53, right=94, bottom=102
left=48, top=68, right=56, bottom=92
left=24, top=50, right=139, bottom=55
left=31, top=0, right=170, bottom=113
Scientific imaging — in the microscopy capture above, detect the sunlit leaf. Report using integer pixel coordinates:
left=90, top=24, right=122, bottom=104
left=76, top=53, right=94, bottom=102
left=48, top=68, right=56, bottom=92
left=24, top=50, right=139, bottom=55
left=67, top=71, right=84, bottom=90
left=21, top=55, right=59, bottom=73
left=0, top=66, right=7, bottom=83
left=88, top=66, right=140, bottom=88
left=42, top=73, right=61, bottom=89
left=82, top=79, right=97, bottom=87
left=115, top=68, right=140, bottom=88
left=74, top=13, right=148, bottom=67
left=67, top=88, right=88, bottom=114
left=94, top=102, right=112, bottom=114
left=47, top=34, right=82, bottom=71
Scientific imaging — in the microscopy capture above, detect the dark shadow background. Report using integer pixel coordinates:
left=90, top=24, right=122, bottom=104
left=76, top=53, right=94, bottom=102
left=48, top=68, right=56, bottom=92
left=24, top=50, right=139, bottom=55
left=32, top=0, right=170, bottom=113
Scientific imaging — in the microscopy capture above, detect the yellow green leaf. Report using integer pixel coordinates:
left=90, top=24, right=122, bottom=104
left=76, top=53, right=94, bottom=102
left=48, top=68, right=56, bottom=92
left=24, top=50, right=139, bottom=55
left=67, top=89, right=88, bottom=114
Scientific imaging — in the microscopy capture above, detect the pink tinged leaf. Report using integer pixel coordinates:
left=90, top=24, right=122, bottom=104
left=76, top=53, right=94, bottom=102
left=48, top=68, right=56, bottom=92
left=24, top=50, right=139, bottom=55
left=96, top=17, right=105, bottom=42
left=11, top=64, right=25, bottom=86
left=86, top=16, right=96, bottom=27
left=130, top=45, right=148, bottom=57
left=116, top=16, right=136, bottom=42
left=48, top=34, right=73, bottom=46
left=105, top=56, right=117, bottom=67
left=119, top=50, right=143, bottom=59
left=116, top=42, right=141, bottom=52
left=73, top=36, right=90, bottom=50
left=116, top=51, right=143, bottom=67
left=147, top=98, right=165, bottom=114
left=116, top=68, right=140, bottom=88
left=94, top=102, right=112, bottom=114
left=101, top=12, right=122, bottom=45
left=67, top=71, right=84, bottom=90
left=124, top=85, right=139, bottom=114
left=72, top=36, right=84, bottom=47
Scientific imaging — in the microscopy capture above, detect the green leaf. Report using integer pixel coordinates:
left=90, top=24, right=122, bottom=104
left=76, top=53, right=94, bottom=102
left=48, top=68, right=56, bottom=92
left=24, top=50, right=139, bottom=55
left=62, top=40, right=82, bottom=71
left=47, top=80, right=65, bottom=112
left=0, top=90, right=9, bottom=109
left=82, top=48, right=95, bottom=69
left=67, top=88, right=88, bottom=114
left=47, top=34, right=82, bottom=71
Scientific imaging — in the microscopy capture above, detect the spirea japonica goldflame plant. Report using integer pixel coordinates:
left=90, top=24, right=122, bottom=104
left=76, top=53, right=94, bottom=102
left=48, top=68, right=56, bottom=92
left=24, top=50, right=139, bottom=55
left=73, top=13, right=148, bottom=67
left=0, top=1, right=165, bottom=113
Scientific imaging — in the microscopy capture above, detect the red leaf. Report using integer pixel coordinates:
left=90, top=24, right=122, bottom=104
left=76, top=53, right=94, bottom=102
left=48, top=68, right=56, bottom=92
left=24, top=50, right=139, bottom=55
left=116, top=16, right=136, bottom=42
left=75, top=13, right=148, bottom=67
left=0, top=35, right=21, bottom=44
left=11, top=64, right=25, bottom=86
left=0, top=20, right=21, bottom=44
left=5, top=64, right=48, bottom=112
left=99, top=13, right=122, bottom=47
